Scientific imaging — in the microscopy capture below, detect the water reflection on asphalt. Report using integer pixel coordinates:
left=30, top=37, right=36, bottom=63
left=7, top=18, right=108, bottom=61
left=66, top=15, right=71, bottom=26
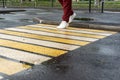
left=0, top=9, right=53, bottom=29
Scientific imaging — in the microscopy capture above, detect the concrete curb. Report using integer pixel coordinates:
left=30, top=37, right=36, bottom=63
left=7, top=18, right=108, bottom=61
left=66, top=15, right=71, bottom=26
left=33, top=17, right=120, bottom=32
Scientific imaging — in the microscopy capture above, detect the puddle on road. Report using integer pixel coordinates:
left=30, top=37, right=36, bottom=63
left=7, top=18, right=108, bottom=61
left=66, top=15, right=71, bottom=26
left=0, top=12, right=15, bottom=15
left=19, top=19, right=33, bottom=23
left=0, top=18, right=5, bottom=20
left=74, top=17, right=94, bottom=21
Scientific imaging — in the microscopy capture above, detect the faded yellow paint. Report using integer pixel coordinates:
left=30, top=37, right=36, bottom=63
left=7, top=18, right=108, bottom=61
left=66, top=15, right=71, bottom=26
left=36, top=24, right=116, bottom=34
left=0, top=23, right=117, bottom=76
left=19, top=26, right=106, bottom=38
left=0, top=39, right=67, bottom=57
left=68, top=27, right=116, bottom=34
left=0, top=30, right=90, bottom=46
left=0, top=58, right=30, bottom=75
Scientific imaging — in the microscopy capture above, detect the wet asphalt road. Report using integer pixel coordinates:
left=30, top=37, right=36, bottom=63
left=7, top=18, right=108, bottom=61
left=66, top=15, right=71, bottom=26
left=0, top=8, right=120, bottom=80
left=3, top=32, right=120, bottom=80
left=0, top=8, right=120, bottom=29
left=0, top=8, right=54, bottom=29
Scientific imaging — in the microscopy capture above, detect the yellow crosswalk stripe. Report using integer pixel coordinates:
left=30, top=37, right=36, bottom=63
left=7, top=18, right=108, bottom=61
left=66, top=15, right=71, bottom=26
left=7, top=28, right=98, bottom=42
left=29, top=25, right=113, bottom=36
left=68, top=27, right=116, bottom=34
left=0, top=58, right=31, bottom=75
left=0, top=30, right=90, bottom=46
left=36, top=24, right=116, bottom=34
left=19, top=26, right=106, bottom=38
left=0, top=46, right=51, bottom=65
left=0, top=38, right=67, bottom=57
left=0, top=23, right=117, bottom=76
left=0, top=33, right=79, bottom=51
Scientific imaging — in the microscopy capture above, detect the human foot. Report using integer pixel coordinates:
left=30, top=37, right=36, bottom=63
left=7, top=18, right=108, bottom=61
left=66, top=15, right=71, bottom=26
left=57, top=21, right=69, bottom=29
left=69, top=13, right=76, bottom=23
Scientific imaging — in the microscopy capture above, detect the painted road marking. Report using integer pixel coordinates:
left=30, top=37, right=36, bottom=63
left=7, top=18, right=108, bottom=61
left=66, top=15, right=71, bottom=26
left=36, top=24, right=116, bottom=34
left=0, top=46, right=51, bottom=65
left=0, top=38, right=67, bottom=57
left=11, top=27, right=98, bottom=42
left=18, top=26, right=105, bottom=38
left=0, top=23, right=116, bottom=76
left=29, top=25, right=112, bottom=36
left=0, top=29, right=90, bottom=46
left=68, top=27, right=116, bottom=34
left=0, top=58, right=30, bottom=75
left=0, top=34, right=79, bottom=51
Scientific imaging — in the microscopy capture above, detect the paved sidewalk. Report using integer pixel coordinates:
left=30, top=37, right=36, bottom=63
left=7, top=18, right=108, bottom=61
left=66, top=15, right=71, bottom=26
left=33, top=9, right=120, bottom=31
left=0, top=8, right=120, bottom=31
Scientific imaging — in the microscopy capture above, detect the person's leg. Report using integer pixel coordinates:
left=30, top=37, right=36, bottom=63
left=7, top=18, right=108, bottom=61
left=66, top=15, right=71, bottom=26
left=57, top=0, right=76, bottom=29
left=58, top=0, right=63, bottom=6
left=62, top=0, right=73, bottom=22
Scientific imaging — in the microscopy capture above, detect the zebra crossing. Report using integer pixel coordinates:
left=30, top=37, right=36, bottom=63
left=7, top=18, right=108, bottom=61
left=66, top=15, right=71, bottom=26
left=0, top=24, right=116, bottom=77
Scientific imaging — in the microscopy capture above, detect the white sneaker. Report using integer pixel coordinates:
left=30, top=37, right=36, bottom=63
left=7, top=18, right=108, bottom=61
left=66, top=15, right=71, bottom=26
left=57, top=21, right=69, bottom=29
left=69, top=13, right=76, bottom=23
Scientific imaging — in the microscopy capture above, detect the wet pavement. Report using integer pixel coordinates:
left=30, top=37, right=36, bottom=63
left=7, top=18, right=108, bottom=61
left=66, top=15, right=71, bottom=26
left=2, top=31, right=120, bottom=80
left=1, top=8, right=119, bottom=31
left=33, top=9, right=120, bottom=31
left=0, top=8, right=120, bottom=80
left=0, top=8, right=120, bottom=29
left=0, top=8, right=52, bottom=28
left=35, top=9, right=120, bottom=26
